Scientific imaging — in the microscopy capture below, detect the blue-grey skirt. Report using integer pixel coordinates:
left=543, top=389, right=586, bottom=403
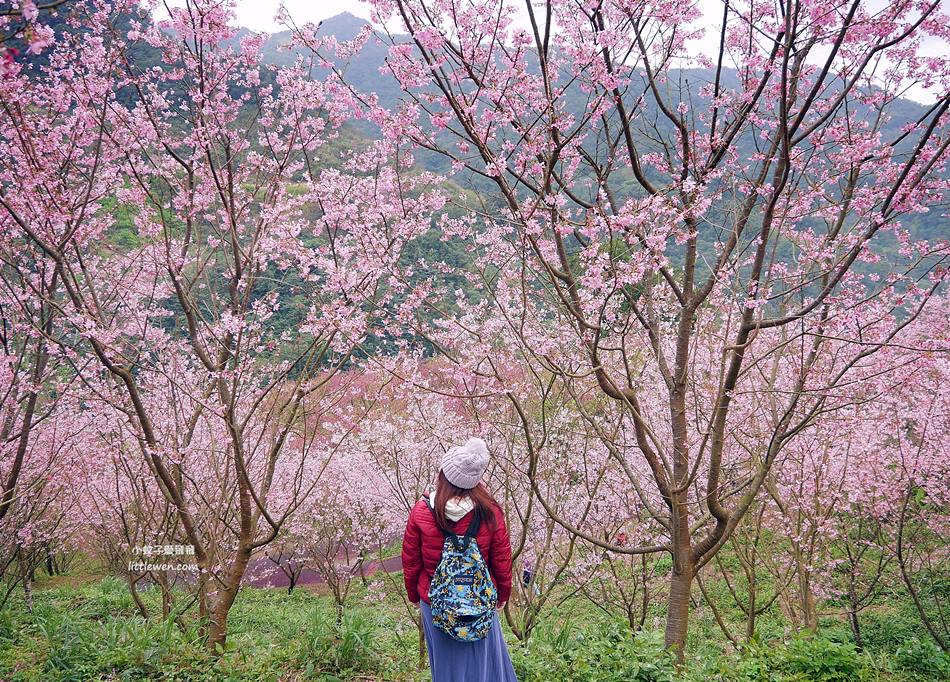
left=420, top=602, right=518, bottom=681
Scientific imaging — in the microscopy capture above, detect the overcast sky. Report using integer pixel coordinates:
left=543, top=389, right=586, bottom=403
left=234, top=0, right=724, bottom=40
left=232, top=0, right=372, bottom=30
left=174, top=0, right=938, bottom=103
left=231, top=0, right=730, bottom=60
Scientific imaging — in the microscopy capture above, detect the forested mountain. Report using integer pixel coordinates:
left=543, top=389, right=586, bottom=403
left=266, top=14, right=945, bottom=247
left=260, top=13, right=937, bottom=179
left=20, top=8, right=939, bottom=190
left=16, top=7, right=947, bottom=339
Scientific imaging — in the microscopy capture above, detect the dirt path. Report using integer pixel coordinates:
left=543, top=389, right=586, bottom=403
left=245, top=554, right=403, bottom=589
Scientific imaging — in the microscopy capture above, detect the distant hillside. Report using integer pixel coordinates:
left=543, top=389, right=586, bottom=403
left=20, top=9, right=934, bottom=165
left=250, top=13, right=936, bottom=200
left=260, top=12, right=932, bottom=136
left=13, top=9, right=945, bottom=350
left=18, top=9, right=944, bottom=244
left=255, top=13, right=408, bottom=111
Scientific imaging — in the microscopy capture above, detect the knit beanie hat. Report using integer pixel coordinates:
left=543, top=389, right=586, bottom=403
left=441, top=437, right=489, bottom=489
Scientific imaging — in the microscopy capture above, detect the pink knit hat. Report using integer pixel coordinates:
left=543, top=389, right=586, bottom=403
left=441, top=438, right=489, bottom=489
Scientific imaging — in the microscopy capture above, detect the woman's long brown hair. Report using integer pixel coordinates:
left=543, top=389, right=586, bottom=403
left=432, top=471, right=497, bottom=534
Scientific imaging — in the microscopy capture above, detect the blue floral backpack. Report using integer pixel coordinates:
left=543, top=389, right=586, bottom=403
left=425, top=498, right=498, bottom=642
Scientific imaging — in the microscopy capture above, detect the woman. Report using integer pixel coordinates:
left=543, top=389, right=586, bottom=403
left=401, top=437, right=518, bottom=681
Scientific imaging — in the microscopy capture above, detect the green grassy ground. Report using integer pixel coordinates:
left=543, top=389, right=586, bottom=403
left=0, top=573, right=946, bottom=681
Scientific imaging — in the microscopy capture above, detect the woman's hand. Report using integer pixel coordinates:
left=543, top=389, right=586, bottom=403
left=411, top=601, right=421, bottom=609
left=496, top=601, right=506, bottom=611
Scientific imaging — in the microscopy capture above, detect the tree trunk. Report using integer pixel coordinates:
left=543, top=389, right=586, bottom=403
left=666, top=375, right=694, bottom=664
left=746, top=571, right=758, bottom=641
left=127, top=574, right=149, bottom=619
left=207, top=611, right=228, bottom=652
left=158, top=573, right=172, bottom=619
left=18, top=548, right=34, bottom=614
left=666, top=349, right=694, bottom=663
left=848, top=608, right=863, bottom=650
left=665, top=561, right=693, bottom=662
left=802, top=574, right=818, bottom=632
left=205, top=548, right=252, bottom=652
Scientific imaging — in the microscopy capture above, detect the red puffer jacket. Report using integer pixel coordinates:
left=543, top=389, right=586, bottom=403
left=401, top=497, right=513, bottom=606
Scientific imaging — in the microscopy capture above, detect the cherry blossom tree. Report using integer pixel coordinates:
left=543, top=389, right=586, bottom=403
left=1, top=0, right=948, bottom=665
left=722, top=301, right=950, bottom=645
left=0, top=0, right=440, bottom=648
left=0, top=0, right=62, bottom=70
left=0, top=393, right=87, bottom=611
left=289, top=0, right=950, bottom=657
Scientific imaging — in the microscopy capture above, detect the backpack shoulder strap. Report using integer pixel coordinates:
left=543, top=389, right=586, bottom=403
left=464, top=507, right=483, bottom=539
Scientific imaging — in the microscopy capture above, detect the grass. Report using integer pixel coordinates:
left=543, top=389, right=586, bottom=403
left=0, top=572, right=946, bottom=681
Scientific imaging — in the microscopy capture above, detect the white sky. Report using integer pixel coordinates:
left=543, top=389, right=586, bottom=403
left=233, top=0, right=727, bottom=60
left=166, top=0, right=941, bottom=103
left=232, top=1, right=373, bottom=30
left=234, top=0, right=725, bottom=43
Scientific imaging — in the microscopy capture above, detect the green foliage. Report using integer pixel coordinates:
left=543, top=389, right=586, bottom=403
left=891, top=638, right=950, bottom=681
left=3, top=576, right=949, bottom=681
left=291, top=604, right=381, bottom=680
left=692, top=636, right=886, bottom=682
left=861, top=606, right=926, bottom=650
left=512, top=619, right=676, bottom=682
left=777, top=637, right=867, bottom=681
left=32, top=605, right=200, bottom=681
left=0, top=577, right=407, bottom=681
